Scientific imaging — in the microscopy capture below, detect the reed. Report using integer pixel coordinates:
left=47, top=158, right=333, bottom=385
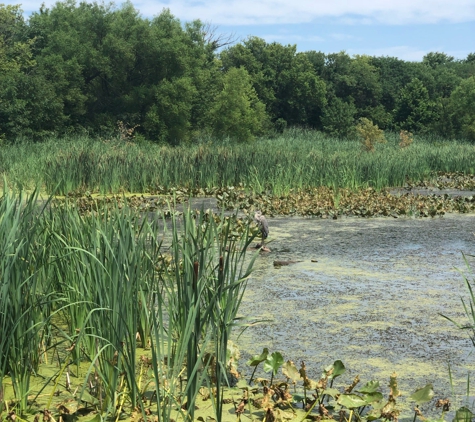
left=151, top=208, right=256, bottom=421
left=0, top=188, right=55, bottom=413
left=0, top=190, right=256, bottom=420
left=1, top=131, right=475, bottom=195
left=47, top=203, right=159, bottom=417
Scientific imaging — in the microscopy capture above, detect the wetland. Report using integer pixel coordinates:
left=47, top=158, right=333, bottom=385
left=3, top=116, right=475, bottom=422
left=5, top=191, right=475, bottom=420
left=238, top=214, right=475, bottom=417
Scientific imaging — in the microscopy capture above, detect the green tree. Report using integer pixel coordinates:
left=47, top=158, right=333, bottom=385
left=0, top=4, right=66, bottom=139
left=449, top=76, right=475, bottom=140
left=317, top=52, right=386, bottom=128
left=183, top=20, right=224, bottom=136
left=349, top=55, right=385, bottom=126
left=220, top=37, right=275, bottom=112
left=422, top=52, right=454, bottom=69
left=0, top=4, right=33, bottom=72
left=27, top=2, right=219, bottom=141
left=220, top=38, right=326, bottom=129
left=274, top=53, right=326, bottom=127
left=369, top=56, right=418, bottom=128
left=456, top=53, right=475, bottom=79
left=394, top=78, right=434, bottom=133
left=143, top=77, right=197, bottom=144
left=208, top=67, right=269, bottom=142
left=27, top=0, right=117, bottom=130
left=320, top=51, right=354, bottom=100
left=321, top=95, right=356, bottom=138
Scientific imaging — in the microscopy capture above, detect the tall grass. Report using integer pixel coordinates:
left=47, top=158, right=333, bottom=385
left=0, top=189, right=55, bottom=413
left=152, top=209, right=256, bottom=421
left=46, top=204, right=161, bottom=416
left=0, top=191, right=256, bottom=420
left=0, top=130, right=474, bottom=195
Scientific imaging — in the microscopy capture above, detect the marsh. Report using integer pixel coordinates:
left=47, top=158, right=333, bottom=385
left=238, top=214, right=475, bottom=415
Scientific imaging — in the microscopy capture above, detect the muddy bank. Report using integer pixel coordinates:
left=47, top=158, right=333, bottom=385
left=237, top=214, right=475, bottom=416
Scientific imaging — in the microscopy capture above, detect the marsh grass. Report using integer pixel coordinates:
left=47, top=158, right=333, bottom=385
left=1, top=131, right=475, bottom=196
left=47, top=204, right=159, bottom=416
left=151, top=208, right=257, bottom=421
left=0, top=190, right=257, bottom=421
left=442, top=254, right=475, bottom=349
left=0, top=188, right=56, bottom=413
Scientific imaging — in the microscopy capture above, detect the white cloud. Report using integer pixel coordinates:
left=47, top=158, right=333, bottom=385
left=14, top=0, right=475, bottom=27
left=330, top=33, right=356, bottom=41
left=127, top=0, right=475, bottom=26
left=260, top=33, right=325, bottom=43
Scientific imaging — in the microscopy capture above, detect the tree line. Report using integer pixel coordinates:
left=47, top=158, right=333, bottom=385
left=1, top=1, right=474, bottom=143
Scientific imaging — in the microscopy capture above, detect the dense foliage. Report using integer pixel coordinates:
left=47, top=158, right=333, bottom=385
left=0, top=1, right=474, bottom=143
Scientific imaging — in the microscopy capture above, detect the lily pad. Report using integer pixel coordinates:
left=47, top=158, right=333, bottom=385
left=322, top=388, right=341, bottom=398
left=282, top=360, right=300, bottom=382
left=362, top=392, right=384, bottom=404
left=323, top=360, right=346, bottom=380
left=246, top=348, right=269, bottom=366
left=410, top=384, right=434, bottom=405
left=337, top=393, right=367, bottom=409
left=358, top=380, right=380, bottom=393
left=263, top=351, right=284, bottom=375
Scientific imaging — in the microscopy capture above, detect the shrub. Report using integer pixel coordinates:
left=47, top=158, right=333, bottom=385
left=399, top=130, right=414, bottom=148
left=355, top=117, right=386, bottom=152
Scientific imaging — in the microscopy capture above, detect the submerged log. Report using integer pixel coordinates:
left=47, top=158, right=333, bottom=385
left=273, top=260, right=302, bottom=267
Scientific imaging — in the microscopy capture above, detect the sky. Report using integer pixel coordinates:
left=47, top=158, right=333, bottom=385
left=10, top=0, right=475, bottom=61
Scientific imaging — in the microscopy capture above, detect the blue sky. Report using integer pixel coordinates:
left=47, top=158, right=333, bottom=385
left=11, top=0, right=475, bottom=61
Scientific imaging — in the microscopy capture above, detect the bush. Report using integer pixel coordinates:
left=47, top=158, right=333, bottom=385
left=355, top=118, right=386, bottom=152
left=399, top=130, right=414, bottom=148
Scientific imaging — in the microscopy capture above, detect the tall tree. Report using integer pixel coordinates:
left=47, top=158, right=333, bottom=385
left=143, top=77, right=197, bottom=144
left=321, top=95, right=356, bottom=138
left=0, top=4, right=65, bottom=139
left=207, top=67, right=269, bottom=142
left=370, top=56, right=418, bottom=125
left=348, top=55, right=385, bottom=126
left=27, top=2, right=220, bottom=142
left=449, top=76, right=475, bottom=140
left=394, top=78, right=434, bottom=133
left=422, top=52, right=454, bottom=69
left=220, top=38, right=326, bottom=129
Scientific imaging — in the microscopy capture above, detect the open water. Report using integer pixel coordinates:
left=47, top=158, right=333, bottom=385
left=237, top=214, right=475, bottom=417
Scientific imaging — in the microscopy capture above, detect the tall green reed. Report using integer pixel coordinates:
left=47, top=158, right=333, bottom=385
left=151, top=208, right=256, bottom=421
left=441, top=254, right=475, bottom=348
left=205, top=216, right=257, bottom=421
left=47, top=202, right=161, bottom=418
left=0, top=187, right=256, bottom=421
left=440, top=254, right=475, bottom=416
left=0, top=189, right=55, bottom=413
left=2, top=131, right=475, bottom=196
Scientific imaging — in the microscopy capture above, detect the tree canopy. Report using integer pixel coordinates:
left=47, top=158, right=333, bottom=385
left=0, top=1, right=474, bottom=143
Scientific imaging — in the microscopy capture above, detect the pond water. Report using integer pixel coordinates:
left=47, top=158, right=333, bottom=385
left=237, top=214, right=475, bottom=416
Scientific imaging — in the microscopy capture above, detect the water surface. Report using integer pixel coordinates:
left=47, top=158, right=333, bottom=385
left=237, top=214, right=475, bottom=415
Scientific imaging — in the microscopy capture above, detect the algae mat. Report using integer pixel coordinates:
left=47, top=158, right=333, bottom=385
left=238, top=214, right=475, bottom=413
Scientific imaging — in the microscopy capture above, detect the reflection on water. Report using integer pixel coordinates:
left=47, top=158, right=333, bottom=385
left=238, top=214, right=475, bottom=416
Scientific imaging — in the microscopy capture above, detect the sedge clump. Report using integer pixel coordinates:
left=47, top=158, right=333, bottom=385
left=355, top=118, right=386, bottom=152
left=399, top=130, right=414, bottom=148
